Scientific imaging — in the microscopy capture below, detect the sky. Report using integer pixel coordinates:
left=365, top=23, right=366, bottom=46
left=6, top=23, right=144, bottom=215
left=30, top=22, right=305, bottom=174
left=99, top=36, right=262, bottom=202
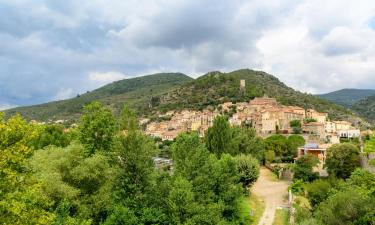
left=1, top=0, right=375, bottom=109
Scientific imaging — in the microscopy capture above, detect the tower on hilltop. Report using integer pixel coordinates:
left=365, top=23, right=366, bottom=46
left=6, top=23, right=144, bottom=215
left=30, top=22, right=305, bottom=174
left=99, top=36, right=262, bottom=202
left=240, top=79, right=246, bottom=89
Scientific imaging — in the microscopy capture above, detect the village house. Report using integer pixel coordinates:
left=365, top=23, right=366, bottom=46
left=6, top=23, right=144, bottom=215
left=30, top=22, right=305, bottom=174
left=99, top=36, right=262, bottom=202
left=144, top=96, right=357, bottom=143
left=303, top=122, right=326, bottom=139
left=306, top=109, right=328, bottom=123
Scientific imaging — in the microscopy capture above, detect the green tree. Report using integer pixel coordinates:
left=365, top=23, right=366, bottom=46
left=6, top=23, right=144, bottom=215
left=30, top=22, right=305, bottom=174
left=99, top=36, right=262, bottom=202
left=29, top=124, right=71, bottom=149
left=293, top=155, right=319, bottom=182
left=112, top=131, right=157, bottom=208
left=205, top=116, right=232, bottom=157
left=234, top=154, right=260, bottom=192
left=230, top=127, right=265, bottom=160
left=0, top=114, right=56, bottom=224
left=304, top=179, right=337, bottom=208
left=287, top=135, right=305, bottom=157
left=78, top=101, right=116, bottom=156
left=325, top=143, right=360, bottom=179
left=30, top=143, right=117, bottom=223
left=118, top=105, right=138, bottom=131
left=265, top=150, right=275, bottom=163
left=290, top=120, right=302, bottom=134
left=265, top=135, right=287, bottom=156
left=315, top=188, right=375, bottom=225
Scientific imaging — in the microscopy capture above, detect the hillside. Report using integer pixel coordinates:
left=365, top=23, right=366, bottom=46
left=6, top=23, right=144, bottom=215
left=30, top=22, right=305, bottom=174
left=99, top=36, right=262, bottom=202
left=5, top=73, right=193, bottom=123
left=352, top=94, right=375, bottom=124
left=317, top=88, right=375, bottom=107
left=5, top=69, right=360, bottom=123
left=152, top=69, right=355, bottom=121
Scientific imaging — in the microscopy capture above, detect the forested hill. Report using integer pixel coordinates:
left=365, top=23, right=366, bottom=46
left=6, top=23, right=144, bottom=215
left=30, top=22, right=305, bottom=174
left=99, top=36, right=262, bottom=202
left=5, top=69, right=358, bottom=123
left=152, top=69, right=354, bottom=121
left=4, top=73, right=193, bottom=123
left=352, top=94, right=375, bottom=123
left=317, top=88, right=375, bottom=107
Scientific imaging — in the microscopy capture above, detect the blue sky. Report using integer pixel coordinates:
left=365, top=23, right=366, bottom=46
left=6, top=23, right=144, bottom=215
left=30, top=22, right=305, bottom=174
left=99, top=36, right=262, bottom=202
left=1, top=0, right=375, bottom=109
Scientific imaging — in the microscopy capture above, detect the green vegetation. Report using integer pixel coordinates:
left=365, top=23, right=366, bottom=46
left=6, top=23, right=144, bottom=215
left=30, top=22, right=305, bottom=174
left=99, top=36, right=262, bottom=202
left=325, top=143, right=361, bottom=179
left=1, top=103, right=264, bottom=224
left=292, top=168, right=375, bottom=225
left=364, top=133, right=375, bottom=153
left=293, top=155, right=319, bottom=182
left=5, top=73, right=193, bottom=122
left=273, top=208, right=290, bottom=225
left=205, top=116, right=266, bottom=161
left=290, top=120, right=302, bottom=134
left=352, top=94, right=375, bottom=124
left=318, top=88, right=375, bottom=107
left=239, top=194, right=265, bottom=225
left=5, top=69, right=358, bottom=124
left=155, top=69, right=354, bottom=121
left=264, top=134, right=305, bottom=162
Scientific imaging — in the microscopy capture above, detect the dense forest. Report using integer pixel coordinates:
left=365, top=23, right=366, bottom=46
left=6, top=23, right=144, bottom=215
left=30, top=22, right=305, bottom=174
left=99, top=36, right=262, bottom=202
left=1, top=101, right=374, bottom=224
left=0, top=102, right=263, bottom=225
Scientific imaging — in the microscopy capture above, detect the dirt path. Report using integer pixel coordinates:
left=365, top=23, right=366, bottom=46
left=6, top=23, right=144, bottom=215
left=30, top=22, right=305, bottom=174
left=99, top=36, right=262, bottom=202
left=251, top=167, right=289, bottom=225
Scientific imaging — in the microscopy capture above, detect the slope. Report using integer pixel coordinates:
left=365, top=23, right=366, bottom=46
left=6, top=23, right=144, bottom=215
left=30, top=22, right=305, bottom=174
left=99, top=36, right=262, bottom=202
left=318, top=88, right=375, bottom=107
left=152, top=69, right=354, bottom=121
left=4, top=73, right=193, bottom=123
left=352, top=94, right=375, bottom=124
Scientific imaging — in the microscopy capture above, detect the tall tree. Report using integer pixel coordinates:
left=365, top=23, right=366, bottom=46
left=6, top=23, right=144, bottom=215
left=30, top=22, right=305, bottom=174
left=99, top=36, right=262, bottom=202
left=118, top=105, right=138, bottom=132
left=0, top=114, right=55, bottom=224
left=235, top=154, right=260, bottom=192
left=78, top=101, right=116, bottom=156
left=205, top=116, right=232, bottom=157
left=293, top=154, right=319, bottom=182
left=325, top=143, right=361, bottom=179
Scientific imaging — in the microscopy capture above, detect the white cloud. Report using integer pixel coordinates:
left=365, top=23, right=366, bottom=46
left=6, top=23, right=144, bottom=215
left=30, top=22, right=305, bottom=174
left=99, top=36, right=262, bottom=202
left=0, top=103, right=17, bottom=110
left=88, top=71, right=127, bottom=84
left=54, top=88, right=74, bottom=101
left=2, top=0, right=375, bottom=107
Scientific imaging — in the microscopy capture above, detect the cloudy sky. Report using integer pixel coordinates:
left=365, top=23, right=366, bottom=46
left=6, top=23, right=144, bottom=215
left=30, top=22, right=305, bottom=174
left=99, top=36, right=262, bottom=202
left=1, top=0, right=375, bottom=109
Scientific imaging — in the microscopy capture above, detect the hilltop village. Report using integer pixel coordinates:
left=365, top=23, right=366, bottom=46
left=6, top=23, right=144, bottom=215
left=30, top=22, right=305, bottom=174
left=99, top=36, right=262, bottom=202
left=144, top=89, right=360, bottom=144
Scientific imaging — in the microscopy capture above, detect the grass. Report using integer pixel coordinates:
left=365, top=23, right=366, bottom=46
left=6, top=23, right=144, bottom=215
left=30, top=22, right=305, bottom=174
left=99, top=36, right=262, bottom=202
left=364, top=135, right=375, bottom=153
left=240, top=193, right=265, bottom=225
left=273, top=208, right=290, bottom=225
left=266, top=170, right=279, bottom=182
left=369, top=158, right=375, bottom=167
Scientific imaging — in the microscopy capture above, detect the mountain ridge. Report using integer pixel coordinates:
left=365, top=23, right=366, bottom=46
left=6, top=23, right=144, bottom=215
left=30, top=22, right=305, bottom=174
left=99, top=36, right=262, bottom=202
left=317, top=88, right=375, bottom=107
left=4, top=69, right=364, bottom=124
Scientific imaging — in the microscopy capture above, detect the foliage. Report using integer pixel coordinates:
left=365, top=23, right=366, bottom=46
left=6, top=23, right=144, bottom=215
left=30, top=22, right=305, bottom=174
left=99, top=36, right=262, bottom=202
left=289, top=179, right=305, bottom=195
left=318, top=88, right=375, bottom=107
left=325, top=143, right=361, bottom=179
left=31, top=143, right=117, bottom=223
left=304, top=178, right=337, bottom=208
left=364, top=134, right=375, bottom=153
left=0, top=114, right=56, bottom=224
left=265, top=134, right=304, bottom=161
left=118, top=105, right=138, bottom=131
left=352, top=93, right=375, bottom=123
left=6, top=69, right=356, bottom=124
left=315, top=188, right=375, bottom=225
left=290, top=120, right=302, bottom=134
left=287, top=135, right=305, bottom=156
left=293, top=155, right=319, bottom=182
left=29, top=124, right=71, bottom=149
left=205, top=116, right=232, bottom=157
left=5, top=73, right=193, bottom=122
left=230, top=126, right=265, bottom=161
left=265, top=150, right=276, bottom=163
left=78, top=101, right=116, bottom=156
left=296, top=169, right=375, bottom=225
left=235, top=154, right=260, bottom=191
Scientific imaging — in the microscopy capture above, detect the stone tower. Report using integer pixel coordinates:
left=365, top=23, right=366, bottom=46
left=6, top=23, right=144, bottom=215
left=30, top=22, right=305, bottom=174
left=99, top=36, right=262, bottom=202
left=240, top=79, right=246, bottom=89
